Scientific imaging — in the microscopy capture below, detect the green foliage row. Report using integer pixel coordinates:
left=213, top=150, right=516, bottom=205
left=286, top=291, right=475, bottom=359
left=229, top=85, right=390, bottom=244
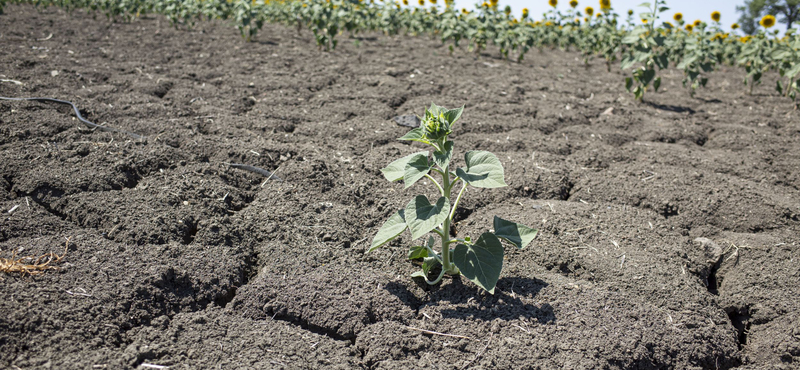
left=10, top=0, right=800, bottom=103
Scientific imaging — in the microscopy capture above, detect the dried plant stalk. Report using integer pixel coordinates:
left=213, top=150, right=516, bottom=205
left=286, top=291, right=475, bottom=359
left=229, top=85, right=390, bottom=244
left=0, top=238, right=69, bottom=276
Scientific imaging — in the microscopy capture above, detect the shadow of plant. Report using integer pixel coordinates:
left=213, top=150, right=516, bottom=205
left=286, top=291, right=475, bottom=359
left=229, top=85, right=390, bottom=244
left=644, top=100, right=696, bottom=114
left=386, top=277, right=554, bottom=324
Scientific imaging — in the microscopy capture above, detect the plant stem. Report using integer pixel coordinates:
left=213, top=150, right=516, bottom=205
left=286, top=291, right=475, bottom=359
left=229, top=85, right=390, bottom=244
left=448, top=182, right=467, bottom=221
left=440, top=165, right=453, bottom=272
left=424, top=268, right=446, bottom=285
left=425, top=174, right=444, bottom=196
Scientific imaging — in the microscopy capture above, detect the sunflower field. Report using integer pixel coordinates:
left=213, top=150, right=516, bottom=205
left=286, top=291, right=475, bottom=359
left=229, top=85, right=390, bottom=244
left=4, top=0, right=800, bottom=100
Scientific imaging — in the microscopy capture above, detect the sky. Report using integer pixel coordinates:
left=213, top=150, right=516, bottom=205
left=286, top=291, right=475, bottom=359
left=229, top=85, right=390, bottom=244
left=450, top=0, right=747, bottom=32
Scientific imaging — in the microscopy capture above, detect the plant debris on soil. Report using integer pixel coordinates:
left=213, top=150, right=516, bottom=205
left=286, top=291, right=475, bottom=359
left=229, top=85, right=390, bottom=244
left=1, top=5, right=799, bottom=369
left=0, top=237, right=69, bottom=276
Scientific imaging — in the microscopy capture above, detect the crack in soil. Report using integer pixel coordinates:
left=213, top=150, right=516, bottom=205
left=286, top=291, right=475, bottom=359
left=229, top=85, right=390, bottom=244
left=726, top=307, right=752, bottom=350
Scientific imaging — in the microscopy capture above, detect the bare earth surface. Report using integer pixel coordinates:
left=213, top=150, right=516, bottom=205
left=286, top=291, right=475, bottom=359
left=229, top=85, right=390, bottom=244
left=1, top=5, right=799, bottom=369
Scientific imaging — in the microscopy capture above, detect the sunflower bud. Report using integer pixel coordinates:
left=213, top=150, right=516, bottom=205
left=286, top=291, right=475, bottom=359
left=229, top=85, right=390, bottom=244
left=423, top=111, right=452, bottom=141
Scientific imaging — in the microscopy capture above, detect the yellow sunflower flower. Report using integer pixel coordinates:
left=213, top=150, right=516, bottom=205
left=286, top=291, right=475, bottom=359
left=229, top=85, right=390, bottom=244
left=522, top=7, right=529, bottom=17
left=693, top=19, right=701, bottom=27
left=627, top=9, right=633, bottom=16
left=685, top=24, right=693, bottom=32
left=585, top=6, right=593, bottom=16
left=760, top=14, right=775, bottom=28
left=599, top=0, right=610, bottom=10
left=549, top=0, right=558, bottom=8
left=711, top=11, right=720, bottom=22
left=673, top=12, right=682, bottom=22
left=569, top=0, right=578, bottom=8
left=731, top=23, right=739, bottom=30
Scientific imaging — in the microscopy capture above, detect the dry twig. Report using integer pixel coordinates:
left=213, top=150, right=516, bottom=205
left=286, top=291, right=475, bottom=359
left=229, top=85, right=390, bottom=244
left=405, top=326, right=473, bottom=340
left=0, top=237, right=70, bottom=276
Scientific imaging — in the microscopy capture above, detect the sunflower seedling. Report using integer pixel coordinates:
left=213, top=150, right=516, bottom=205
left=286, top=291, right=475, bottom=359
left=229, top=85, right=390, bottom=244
left=368, top=103, right=537, bottom=294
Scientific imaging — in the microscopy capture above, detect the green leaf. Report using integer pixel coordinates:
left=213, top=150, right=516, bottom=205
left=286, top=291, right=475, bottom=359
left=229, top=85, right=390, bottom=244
left=404, top=153, right=432, bottom=189
left=381, top=151, right=429, bottom=182
left=656, top=53, right=669, bottom=69
left=368, top=210, right=407, bottom=253
left=405, top=195, right=450, bottom=240
left=493, top=216, right=538, bottom=249
left=453, top=233, right=504, bottom=294
left=411, top=256, right=440, bottom=279
left=622, top=33, right=641, bottom=45
left=442, top=106, right=464, bottom=124
left=427, top=103, right=446, bottom=117
left=409, top=236, right=435, bottom=260
left=786, top=63, right=800, bottom=78
left=455, top=151, right=507, bottom=188
left=653, top=77, right=661, bottom=92
left=398, top=127, right=430, bottom=144
left=433, top=141, right=454, bottom=169
left=641, top=68, right=656, bottom=86
left=621, top=57, right=636, bottom=70
left=408, top=246, right=428, bottom=260
left=625, top=77, right=633, bottom=92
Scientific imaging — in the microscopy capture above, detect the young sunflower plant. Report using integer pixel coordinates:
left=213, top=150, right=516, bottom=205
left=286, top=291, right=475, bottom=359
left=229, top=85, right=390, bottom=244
left=737, top=16, right=779, bottom=95
left=772, top=32, right=800, bottom=106
left=621, top=0, right=670, bottom=101
left=676, top=28, right=717, bottom=97
left=368, top=104, right=537, bottom=294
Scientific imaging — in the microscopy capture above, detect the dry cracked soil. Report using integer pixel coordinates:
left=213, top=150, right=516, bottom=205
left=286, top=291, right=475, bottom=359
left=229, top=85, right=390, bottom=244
left=1, top=5, right=799, bottom=369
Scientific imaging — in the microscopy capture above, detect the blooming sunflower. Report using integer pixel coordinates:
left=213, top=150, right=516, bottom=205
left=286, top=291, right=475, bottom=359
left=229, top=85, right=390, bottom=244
left=642, top=18, right=647, bottom=24
left=490, top=0, right=498, bottom=6
left=693, top=19, right=701, bottom=27
left=430, top=0, right=437, bottom=4
left=522, top=7, right=529, bottom=17
left=685, top=24, right=693, bottom=32
left=569, top=0, right=578, bottom=8
left=711, top=11, right=720, bottom=22
left=731, top=23, right=739, bottom=30
left=418, top=0, right=424, bottom=6
left=585, top=6, right=593, bottom=16
left=402, top=0, right=408, bottom=4
left=627, top=9, right=633, bottom=16
left=599, top=0, right=610, bottom=10
left=673, top=12, right=682, bottom=22
left=549, top=0, right=558, bottom=8
left=760, top=14, right=775, bottom=28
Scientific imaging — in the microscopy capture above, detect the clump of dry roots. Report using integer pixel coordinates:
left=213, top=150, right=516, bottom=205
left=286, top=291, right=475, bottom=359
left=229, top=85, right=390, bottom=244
left=0, top=237, right=69, bottom=276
